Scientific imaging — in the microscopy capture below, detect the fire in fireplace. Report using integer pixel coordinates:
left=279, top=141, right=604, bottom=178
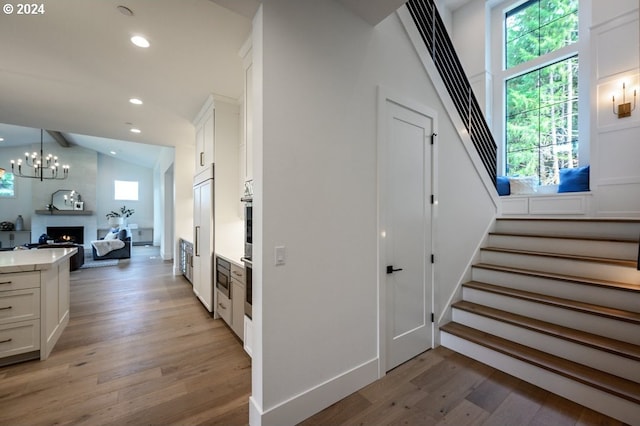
left=46, top=226, right=84, bottom=244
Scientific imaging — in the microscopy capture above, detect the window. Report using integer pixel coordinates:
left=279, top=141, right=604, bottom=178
left=502, top=0, right=580, bottom=185
left=114, top=180, right=139, bottom=201
left=0, top=172, right=15, bottom=198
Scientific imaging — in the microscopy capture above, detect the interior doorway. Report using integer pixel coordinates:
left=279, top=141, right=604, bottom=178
left=378, top=91, right=435, bottom=373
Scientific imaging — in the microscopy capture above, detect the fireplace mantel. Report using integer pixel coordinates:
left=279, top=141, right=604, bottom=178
left=35, top=210, right=94, bottom=216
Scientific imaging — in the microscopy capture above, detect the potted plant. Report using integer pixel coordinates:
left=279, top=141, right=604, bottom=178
left=106, top=206, right=135, bottom=227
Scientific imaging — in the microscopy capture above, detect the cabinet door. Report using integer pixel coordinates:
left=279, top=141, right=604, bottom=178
left=193, top=182, right=213, bottom=312
left=194, top=97, right=215, bottom=174
left=231, top=280, right=244, bottom=340
left=195, top=124, right=205, bottom=171
left=216, top=289, right=232, bottom=325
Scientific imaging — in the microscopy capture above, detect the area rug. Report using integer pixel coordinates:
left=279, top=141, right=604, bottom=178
left=79, top=259, right=119, bottom=269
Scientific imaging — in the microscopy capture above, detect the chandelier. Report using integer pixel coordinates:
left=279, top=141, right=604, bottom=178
left=10, top=129, right=69, bottom=180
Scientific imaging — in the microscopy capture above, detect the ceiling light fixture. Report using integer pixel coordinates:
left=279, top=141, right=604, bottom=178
left=0, top=137, right=4, bottom=142
left=10, top=129, right=69, bottom=181
left=129, top=98, right=143, bottom=105
left=130, top=128, right=141, bottom=134
left=117, top=5, right=133, bottom=16
left=131, top=35, right=150, bottom=48
left=110, top=150, right=117, bottom=155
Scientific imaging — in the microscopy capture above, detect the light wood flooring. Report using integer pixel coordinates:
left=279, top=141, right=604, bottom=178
left=0, top=247, right=626, bottom=425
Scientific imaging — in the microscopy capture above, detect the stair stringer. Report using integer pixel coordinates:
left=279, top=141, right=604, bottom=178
left=442, top=332, right=640, bottom=425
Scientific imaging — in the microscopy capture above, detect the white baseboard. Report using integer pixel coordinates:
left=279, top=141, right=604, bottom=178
left=249, top=357, right=379, bottom=426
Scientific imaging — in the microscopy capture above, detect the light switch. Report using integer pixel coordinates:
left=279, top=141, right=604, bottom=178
left=275, top=246, right=286, bottom=266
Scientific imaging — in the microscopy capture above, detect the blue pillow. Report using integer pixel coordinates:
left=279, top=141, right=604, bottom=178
left=558, top=165, right=589, bottom=193
left=496, top=176, right=510, bottom=196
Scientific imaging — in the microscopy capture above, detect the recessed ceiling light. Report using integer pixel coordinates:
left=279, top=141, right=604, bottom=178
left=131, top=35, right=150, bottom=48
left=110, top=150, right=117, bottom=155
left=129, top=98, right=143, bottom=105
left=117, top=5, right=133, bottom=16
left=0, top=137, right=4, bottom=142
left=130, top=128, right=141, bottom=134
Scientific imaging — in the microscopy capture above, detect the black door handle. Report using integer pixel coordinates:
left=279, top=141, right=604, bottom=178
left=386, top=265, right=403, bottom=274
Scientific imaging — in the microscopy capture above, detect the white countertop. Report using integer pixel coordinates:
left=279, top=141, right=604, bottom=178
left=0, top=248, right=77, bottom=273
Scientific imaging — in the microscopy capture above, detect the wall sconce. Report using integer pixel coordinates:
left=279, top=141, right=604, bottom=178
left=612, top=82, right=636, bottom=118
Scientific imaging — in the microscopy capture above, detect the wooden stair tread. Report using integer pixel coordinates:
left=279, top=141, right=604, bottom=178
left=488, top=232, right=639, bottom=244
left=481, top=246, right=638, bottom=268
left=453, top=300, right=640, bottom=361
left=441, top=322, right=640, bottom=404
left=463, top=281, right=640, bottom=324
left=473, top=262, right=640, bottom=293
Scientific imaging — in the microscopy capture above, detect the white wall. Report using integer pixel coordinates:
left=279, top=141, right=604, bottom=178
left=251, top=1, right=497, bottom=425
left=590, top=2, right=640, bottom=216
left=96, top=153, right=154, bottom=230
left=154, top=143, right=194, bottom=274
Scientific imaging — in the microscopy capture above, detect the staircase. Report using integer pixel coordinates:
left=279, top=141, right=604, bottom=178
left=441, top=218, right=640, bottom=425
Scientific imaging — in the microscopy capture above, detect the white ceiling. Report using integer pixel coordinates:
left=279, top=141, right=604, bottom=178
left=0, top=0, right=469, bottom=169
left=0, top=0, right=254, bottom=168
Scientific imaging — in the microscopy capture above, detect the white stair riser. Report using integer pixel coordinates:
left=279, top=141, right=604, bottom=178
left=441, top=332, right=640, bottom=426
left=462, top=287, right=640, bottom=345
left=488, top=234, right=638, bottom=261
left=471, top=267, right=640, bottom=313
left=495, top=220, right=640, bottom=240
left=479, top=250, right=640, bottom=285
left=452, top=309, right=640, bottom=383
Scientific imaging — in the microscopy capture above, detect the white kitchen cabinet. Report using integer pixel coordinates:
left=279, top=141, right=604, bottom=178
left=193, top=167, right=214, bottom=312
left=244, top=316, right=253, bottom=358
left=0, top=231, right=31, bottom=249
left=216, top=288, right=232, bottom=325
left=193, top=96, right=215, bottom=174
left=0, top=255, right=70, bottom=365
left=230, top=262, right=245, bottom=340
left=240, top=37, right=254, bottom=184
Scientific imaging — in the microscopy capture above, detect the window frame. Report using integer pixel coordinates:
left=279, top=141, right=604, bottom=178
left=490, top=0, right=590, bottom=185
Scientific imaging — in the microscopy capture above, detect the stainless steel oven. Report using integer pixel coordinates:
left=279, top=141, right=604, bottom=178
left=242, top=258, right=252, bottom=319
left=242, top=197, right=252, bottom=261
left=216, top=256, right=231, bottom=298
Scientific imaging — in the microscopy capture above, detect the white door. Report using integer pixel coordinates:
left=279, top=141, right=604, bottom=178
left=384, top=100, right=433, bottom=371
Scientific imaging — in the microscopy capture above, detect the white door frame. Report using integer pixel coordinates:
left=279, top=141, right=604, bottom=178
left=377, top=86, right=438, bottom=378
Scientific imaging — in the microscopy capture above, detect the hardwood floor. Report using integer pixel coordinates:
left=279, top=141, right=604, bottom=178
left=302, top=347, right=627, bottom=426
left=0, top=247, right=251, bottom=426
left=0, top=247, right=626, bottom=425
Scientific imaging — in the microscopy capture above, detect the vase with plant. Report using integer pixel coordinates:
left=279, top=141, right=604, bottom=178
left=106, top=206, right=135, bottom=227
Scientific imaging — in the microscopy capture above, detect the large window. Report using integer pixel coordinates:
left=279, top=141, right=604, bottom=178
left=0, top=172, right=15, bottom=198
left=503, top=0, right=579, bottom=185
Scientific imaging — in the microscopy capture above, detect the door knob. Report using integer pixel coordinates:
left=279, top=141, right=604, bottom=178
left=386, top=265, right=403, bottom=274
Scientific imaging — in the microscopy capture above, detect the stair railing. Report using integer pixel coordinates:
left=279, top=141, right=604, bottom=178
left=406, top=0, right=497, bottom=187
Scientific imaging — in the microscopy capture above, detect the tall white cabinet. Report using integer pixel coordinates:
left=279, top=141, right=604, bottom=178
left=193, top=166, right=214, bottom=312
left=192, top=95, right=241, bottom=316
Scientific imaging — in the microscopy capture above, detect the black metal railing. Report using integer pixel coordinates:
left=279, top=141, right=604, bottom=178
left=406, top=0, right=497, bottom=187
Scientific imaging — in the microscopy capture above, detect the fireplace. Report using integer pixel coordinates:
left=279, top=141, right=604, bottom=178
left=47, top=226, right=84, bottom=244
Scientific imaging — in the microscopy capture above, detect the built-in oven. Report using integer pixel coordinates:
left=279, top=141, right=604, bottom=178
left=242, top=257, right=252, bottom=319
left=242, top=197, right=252, bottom=261
left=216, top=256, right=231, bottom=298
left=241, top=181, right=253, bottom=319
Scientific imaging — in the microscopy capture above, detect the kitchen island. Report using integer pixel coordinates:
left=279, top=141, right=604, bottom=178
left=0, top=247, right=76, bottom=366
